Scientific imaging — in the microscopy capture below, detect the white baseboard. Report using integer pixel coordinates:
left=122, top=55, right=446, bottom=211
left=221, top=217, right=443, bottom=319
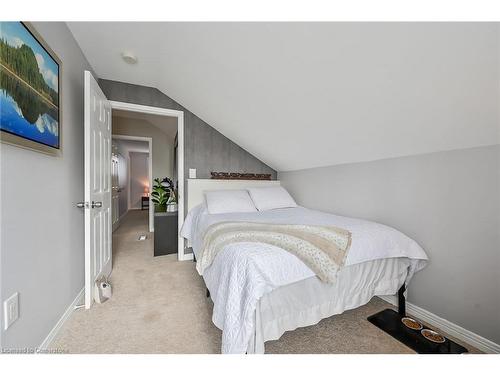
left=182, top=252, right=194, bottom=261
left=113, top=210, right=129, bottom=232
left=379, top=295, right=500, bottom=354
left=39, top=287, right=84, bottom=350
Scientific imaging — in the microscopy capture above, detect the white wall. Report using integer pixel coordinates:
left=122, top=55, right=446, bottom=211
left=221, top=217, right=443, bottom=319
left=0, top=22, right=94, bottom=348
left=279, top=145, right=500, bottom=344
left=117, top=153, right=128, bottom=218
left=129, top=152, right=149, bottom=209
left=113, top=139, right=149, bottom=216
left=112, top=116, right=175, bottom=182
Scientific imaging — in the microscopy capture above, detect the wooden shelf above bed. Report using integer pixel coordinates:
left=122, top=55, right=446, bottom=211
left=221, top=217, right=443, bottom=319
left=210, top=172, right=272, bottom=180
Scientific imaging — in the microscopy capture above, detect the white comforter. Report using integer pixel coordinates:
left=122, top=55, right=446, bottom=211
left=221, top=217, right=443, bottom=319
left=181, top=205, right=428, bottom=353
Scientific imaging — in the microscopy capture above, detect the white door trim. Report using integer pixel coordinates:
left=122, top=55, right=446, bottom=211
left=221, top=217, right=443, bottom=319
left=109, top=101, right=189, bottom=261
left=112, top=134, right=153, bottom=232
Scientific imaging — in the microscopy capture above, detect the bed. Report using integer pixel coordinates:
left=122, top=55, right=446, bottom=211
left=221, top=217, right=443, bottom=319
left=181, top=179, right=428, bottom=354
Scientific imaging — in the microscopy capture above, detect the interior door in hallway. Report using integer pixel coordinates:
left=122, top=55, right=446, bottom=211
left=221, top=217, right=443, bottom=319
left=84, top=70, right=112, bottom=309
left=111, top=146, right=120, bottom=231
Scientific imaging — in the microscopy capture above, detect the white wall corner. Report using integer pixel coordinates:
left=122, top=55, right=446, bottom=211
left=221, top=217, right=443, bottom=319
left=378, top=295, right=500, bottom=354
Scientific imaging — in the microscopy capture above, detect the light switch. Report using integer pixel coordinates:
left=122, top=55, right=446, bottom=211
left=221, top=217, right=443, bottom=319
left=3, top=292, right=19, bottom=330
left=189, top=168, right=197, bottom=179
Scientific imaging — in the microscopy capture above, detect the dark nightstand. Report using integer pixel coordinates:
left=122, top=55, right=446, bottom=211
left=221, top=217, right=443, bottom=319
left=154, top=211, right=178, bottom=256
left=141, top=196, right=149, bottom=210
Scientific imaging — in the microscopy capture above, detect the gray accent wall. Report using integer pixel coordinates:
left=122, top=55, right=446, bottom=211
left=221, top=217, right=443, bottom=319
left=279, top=145, right=500, bottom=344
left=0, top=23, right=95, bottom=348
left=99, top=79, right=277, bottom=181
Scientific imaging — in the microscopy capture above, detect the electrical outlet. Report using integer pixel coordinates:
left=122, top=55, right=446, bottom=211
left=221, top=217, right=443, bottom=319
left=3, top=292, right=19, bottom=330
left=189, top=168, right=197, bottom=179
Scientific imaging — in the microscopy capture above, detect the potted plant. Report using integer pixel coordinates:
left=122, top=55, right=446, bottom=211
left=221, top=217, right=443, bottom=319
left=151, top=178, right=169, bottom=212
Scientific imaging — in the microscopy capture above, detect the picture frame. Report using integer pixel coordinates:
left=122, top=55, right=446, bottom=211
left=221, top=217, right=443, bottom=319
left=0, top=21, right=62, bottom=156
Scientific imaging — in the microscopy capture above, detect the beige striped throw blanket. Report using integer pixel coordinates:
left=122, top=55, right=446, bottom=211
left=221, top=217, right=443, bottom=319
left=196, top=222, right=352, bottom=283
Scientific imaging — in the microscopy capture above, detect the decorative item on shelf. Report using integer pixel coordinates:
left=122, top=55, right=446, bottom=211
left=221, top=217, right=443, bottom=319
left=166, top=188, right=178, bottom=212
left=143, top=186, right=149, bottom=197
left=210, top=172, right=272, bottom=180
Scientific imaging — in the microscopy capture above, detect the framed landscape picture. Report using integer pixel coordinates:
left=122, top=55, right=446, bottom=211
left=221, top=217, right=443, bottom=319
left=0, top=22, right=62, bottom=155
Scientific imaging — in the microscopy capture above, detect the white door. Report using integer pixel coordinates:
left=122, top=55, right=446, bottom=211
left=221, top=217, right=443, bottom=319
left=84, top=71, right=112, bottom=309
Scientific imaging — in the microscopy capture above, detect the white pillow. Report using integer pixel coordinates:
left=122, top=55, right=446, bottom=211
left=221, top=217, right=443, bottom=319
left=247, top=186, right=297, bottom=211
left=204, top=190, right=257, bottom=214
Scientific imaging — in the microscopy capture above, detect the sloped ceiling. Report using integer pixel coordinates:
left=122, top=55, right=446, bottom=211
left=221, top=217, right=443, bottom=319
left=68, top=22, right=499, bottom=171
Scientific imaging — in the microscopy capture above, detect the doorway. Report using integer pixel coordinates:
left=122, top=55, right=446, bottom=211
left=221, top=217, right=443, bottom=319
left=110, top=101, right=189, bottom=261
left=83, top=71, right=188, bottom=309
left=111, top=135, right=152, bottom=232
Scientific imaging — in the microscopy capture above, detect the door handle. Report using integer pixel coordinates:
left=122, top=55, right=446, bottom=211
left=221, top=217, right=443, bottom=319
left=76, top=202, right=89, bottom=209
left=92, top=201, right=103, bottom=208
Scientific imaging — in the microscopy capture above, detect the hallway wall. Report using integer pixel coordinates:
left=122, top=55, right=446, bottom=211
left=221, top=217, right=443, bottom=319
left=117, top=153, right=128, bottom=218
left=129, top=152, right=149, bottom=209
left=112, top=115, right=175, bottom=182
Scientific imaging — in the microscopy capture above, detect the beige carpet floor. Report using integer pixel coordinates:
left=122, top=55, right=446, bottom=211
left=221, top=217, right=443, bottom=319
left=51, top=210, right=479, bottom=354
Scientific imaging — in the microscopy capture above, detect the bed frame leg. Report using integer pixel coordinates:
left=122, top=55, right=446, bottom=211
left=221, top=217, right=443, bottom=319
left=398, top=284, right=406, bottom=316
left=206, top=288, right=210, bottom=298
